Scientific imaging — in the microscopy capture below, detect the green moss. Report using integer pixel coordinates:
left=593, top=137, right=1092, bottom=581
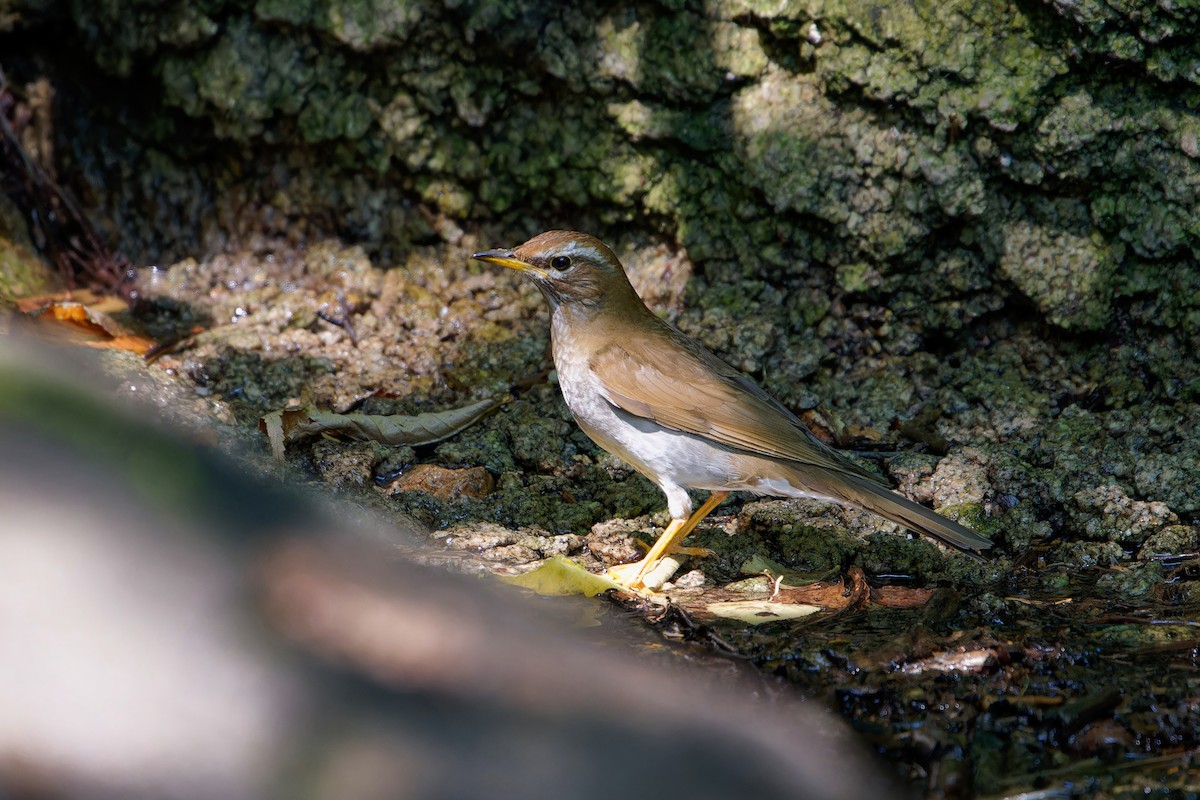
left=1049, top=541, right=1125, bottom=568
left=997, top=220, right=1118, bottom=331
left=1050, top=0, right=1200, bottom=88
left=1068, top=485, right=1176, bottom=545
left=68, top=0, right=221, bottom=75
left=1139, top=525, right=1198, bottom=559
left=857, top=532, right=946, bottom=582
left=1095, top=622, right=1196, bottom=650
left=775, top=522, right=860, bottom=573
left=0, top=194, right=60, bottom=301
left=254, top=0, right=318, bottom=27
left=1038, top=569, right=1071, bottom=593
left=434, top=426, right=517, bottom=474
left=592, top=11, right=766, bottom=102
left=160, top=16, right=316, bottom=131
left=322, top=0, right=427, bottom=50
left=936, top=501, right=1001, bottom=538
left=812, top=0, right=1066, bottom=129
left=1095, top=563, right=1165, bottom=599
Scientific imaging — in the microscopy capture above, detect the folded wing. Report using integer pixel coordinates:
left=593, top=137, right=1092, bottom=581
left=589, top=335, right=887, bottom=486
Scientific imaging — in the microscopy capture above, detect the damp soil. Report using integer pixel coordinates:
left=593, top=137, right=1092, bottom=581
left=114, top=236, right=1200, bottom=798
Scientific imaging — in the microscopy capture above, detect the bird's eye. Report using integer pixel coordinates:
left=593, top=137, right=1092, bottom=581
left=550, top=255, right=572, bottom=270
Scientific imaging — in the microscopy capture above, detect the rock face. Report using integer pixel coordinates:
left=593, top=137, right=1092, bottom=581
left=3, top=0, right=1200, bottom=337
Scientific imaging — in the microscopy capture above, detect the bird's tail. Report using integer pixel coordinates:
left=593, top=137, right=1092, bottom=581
left=777, top=466, right=993, bottom=556
left=839, top=473, right=993, bottom=555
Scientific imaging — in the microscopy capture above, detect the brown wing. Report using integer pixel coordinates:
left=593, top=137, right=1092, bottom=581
left=588, top=331, right=888, bottom=486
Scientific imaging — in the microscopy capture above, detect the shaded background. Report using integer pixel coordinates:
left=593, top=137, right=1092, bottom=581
left=4, top=0, right=1199, bottom=334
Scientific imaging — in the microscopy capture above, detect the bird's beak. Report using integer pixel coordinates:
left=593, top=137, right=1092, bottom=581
left=472, top=248, right=549, bottom=278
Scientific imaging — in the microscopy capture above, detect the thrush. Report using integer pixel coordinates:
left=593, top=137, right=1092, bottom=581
left=474, top=231, right=992, bottom=590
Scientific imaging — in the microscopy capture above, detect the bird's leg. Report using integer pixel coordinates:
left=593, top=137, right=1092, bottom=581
left=640, top=490, right=728, bottom=563
left=608, top=491, right=729, bottom=590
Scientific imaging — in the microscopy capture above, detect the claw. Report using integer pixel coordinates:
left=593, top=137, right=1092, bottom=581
left=605, top=491, right=730, bottom=591
left=607, top=555, right=685, bottom=592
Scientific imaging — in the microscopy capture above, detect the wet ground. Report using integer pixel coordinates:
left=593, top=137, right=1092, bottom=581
left=75, top=233, right=1200, bottom=797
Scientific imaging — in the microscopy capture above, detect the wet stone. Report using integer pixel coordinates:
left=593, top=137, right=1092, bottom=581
left=481, top=544, right=541, bottom=564
left=371, top=445, right=417, bottom=485
left=1094, top=562, right=1164, bottom=598
left=1068, top=484, right=1177, bottom=545
left=1049, top=540, right=1126, bottom=568
left=308, top=440, right=383, bottom=489
left=1138, top=525, right=1199, bottom=559
left=390, top=463, right=494, bottom=500
left=436, top=522, right=516, bottom=551
left=665, top=569, right=711, bottom=590
left=432, top=523, right=588, bottom=568
left=585, top=517, right=650, bottom=566
left=514, top=533, right=585, bottom=558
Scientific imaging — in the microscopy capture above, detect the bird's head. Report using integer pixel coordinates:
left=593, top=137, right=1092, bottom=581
left=473, top=230, right=642, bottom=312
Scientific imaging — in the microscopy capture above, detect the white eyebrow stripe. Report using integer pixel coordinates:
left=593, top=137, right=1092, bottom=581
left=562, top=242, right=602, bottom=261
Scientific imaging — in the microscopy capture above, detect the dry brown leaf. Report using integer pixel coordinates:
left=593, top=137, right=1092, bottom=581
left=20, top=297, right=153, bottom=354
left=1006, top=695, right=1066, bottom=707
left=844, top=423, right=885, bottom=443
left=260, top=395, right=507, bottom=459
left=15, top=290, right=104, bottom=312
left=870, top=585, right=936, bottom=609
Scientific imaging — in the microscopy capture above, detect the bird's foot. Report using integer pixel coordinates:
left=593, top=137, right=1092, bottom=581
left=607, top=556, right=681, bottom=592
left=607, top=545, right=713, bottom=591
left=609, top=506, right=726, bottom=591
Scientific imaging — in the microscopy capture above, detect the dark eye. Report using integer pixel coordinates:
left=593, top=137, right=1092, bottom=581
left=550, top=255, right=572, bottom=270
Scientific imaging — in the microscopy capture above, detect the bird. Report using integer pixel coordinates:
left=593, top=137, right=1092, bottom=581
left=473, top=231, right=992, bottom=590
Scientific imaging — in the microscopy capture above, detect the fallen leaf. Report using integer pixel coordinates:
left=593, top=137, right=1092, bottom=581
left=844, top=423, right=885, bottom=443
left=1007, top=695, right=1066, bottom=707
left=260, top=395, right=507, bottom=458
left=870, top=585, right=936, bottom=608
left=705, top=600, right=822, bottom=625
left=898, top=648, right=999, bottom=675
left=15, top=290, right=106, bottom=312
left=739, top=554, right=839, bottom=587
left=20, top=297, right=153, bottom=354
left=499, top=555, right=625, bottom=597
left=263, top=408, right=286, bottom=460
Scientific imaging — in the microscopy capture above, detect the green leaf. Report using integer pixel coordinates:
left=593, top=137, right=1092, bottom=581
left=739, top=554, right=838, bottom=586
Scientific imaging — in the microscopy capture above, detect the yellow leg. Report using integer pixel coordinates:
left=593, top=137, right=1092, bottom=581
left=630, top=538, right=711, bottom=557
left=608, top=491, right=729, bottom=590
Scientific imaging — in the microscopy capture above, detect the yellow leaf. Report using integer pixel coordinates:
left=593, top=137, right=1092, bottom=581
left=500, top=555, right=627, bottom=597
